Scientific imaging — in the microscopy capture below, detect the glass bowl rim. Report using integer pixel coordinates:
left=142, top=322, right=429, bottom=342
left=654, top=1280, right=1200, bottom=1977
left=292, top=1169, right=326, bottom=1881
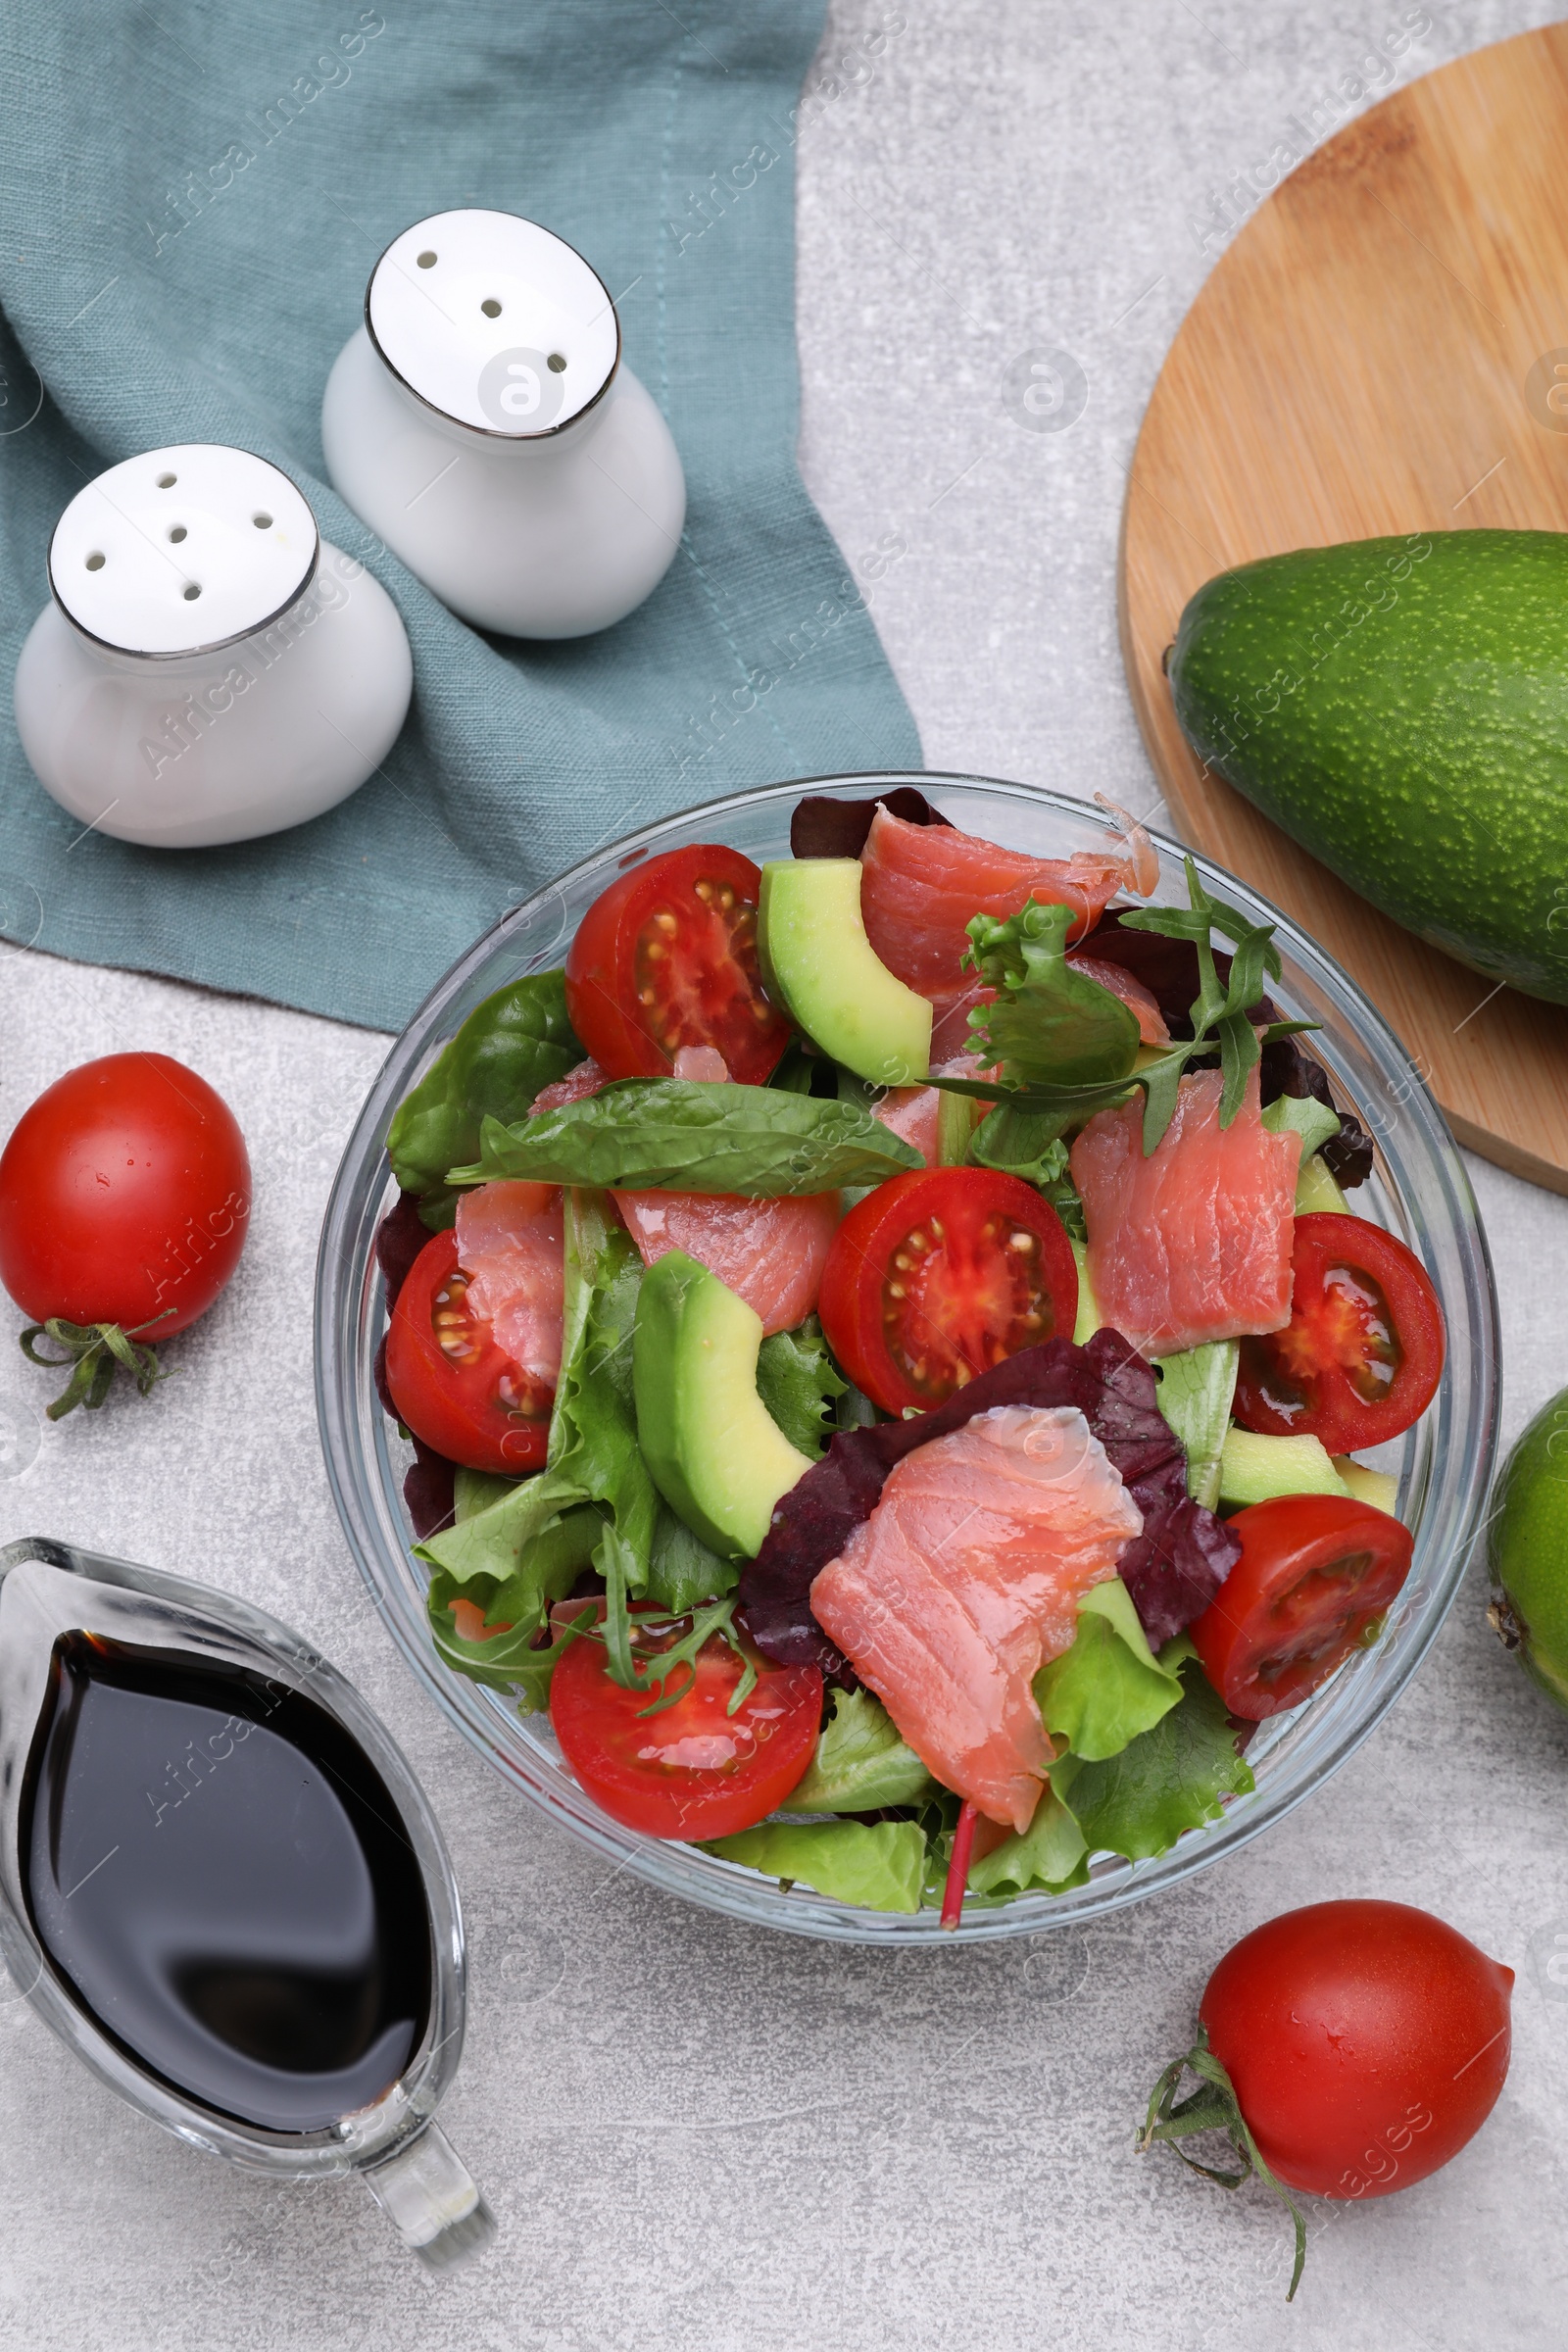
left=315, top=770, right=1500, bottom=1944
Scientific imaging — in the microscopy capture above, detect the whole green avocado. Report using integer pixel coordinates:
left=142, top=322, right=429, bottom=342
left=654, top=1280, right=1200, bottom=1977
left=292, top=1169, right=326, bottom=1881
left=1166, top=529, right=1568, bottom=1004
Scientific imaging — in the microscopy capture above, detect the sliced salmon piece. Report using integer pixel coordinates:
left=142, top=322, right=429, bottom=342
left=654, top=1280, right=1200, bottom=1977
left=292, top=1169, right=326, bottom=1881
left=672, top=1044, right=730, bottom=1082
left=809, top=1403, right=1142, bottom=1832
left=859, top=806, right=1137, bottom=1005
left=455, top=1180, right=566, bottom=1385
left=613, top=1190, right=840, bottom=1336
left=531, top=1058, right=609, bottom=1112
left=1065, top=953, right=1170, bottom=1046
left=872, top=1053, right=985, bottom=1168
left=1069, top=1069, right=1300, bottom=1356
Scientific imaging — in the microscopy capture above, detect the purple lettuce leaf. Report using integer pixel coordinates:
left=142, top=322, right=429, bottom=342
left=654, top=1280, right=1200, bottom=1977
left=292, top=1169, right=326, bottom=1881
left=790, top=784, right=954, bottom=860
left=738, top=1330, right=1239, bottom=1671
left=375, top=1190, right=433, bottom=1308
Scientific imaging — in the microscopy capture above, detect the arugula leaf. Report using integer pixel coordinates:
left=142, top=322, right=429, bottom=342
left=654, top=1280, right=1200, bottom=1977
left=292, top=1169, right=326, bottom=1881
left=965, top=1783, right=1090, bottom=1897
left=929, top=860, right=1317, bottom=1157
left=963, top=899, right=1142, bottom=1087
left=1051, top=1652, right=1254, bottom=1863
left=790, top=1689, right=936, bottom=1811
left=388, top=970, right=580, bottom=1209
left=449, top=1080, right=922, bottom=1197
left=706, top=1819, right=927, bottom=1913
left=1033, top=1578, right=1185, bottom=1761
left=1153, top=1342, right=1239, bottom=1512
left=756, top=1315, right=848, bottom=1455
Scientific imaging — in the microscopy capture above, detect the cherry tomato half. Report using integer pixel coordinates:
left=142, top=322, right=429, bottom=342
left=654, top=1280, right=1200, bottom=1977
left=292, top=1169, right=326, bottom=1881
left=1200, top=1900, right=1513, bottom=2199
left=550, top=1610, right=822, bottom=1838
left=564, top=844, right=793, bottom=1084
left=0, top=1052, right=250, bottom=1337
left=818, top=1166, right=1079, bottom=1415
left=384, top=1227, right=552, bottom=1475
left=1191, top=1494, right=1413, bottom=1719
left=1234, top=1211, right=1445, bottom=1452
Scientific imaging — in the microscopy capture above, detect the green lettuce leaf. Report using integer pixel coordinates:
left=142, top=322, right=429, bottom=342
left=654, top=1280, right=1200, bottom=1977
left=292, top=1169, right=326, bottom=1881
left=756, top=1315, right=848, bottom=1455
left=964, top=899, right=1142, bottom=1087
left=646, top=1503, right=736, bottom=1615
left=417, top=1191, right=662, bottom=1696
left=1260, top=1091, right=1342, bottom=1159
left=1032, top=1577, right=1185, bottom=1761
left=705, top=1819, right=927, bottom=1913
left=790, top=1689, right=936, bottom=1811
left=448, top=1079, right=922, bottom=1196
left=967, top=1102, right=1072, bottom=1190
left=1051, top=1652, right=1254, bottom=1863
left=453, top=1467, right=519, bottom=1523
left=965, top=1783, right=1090, bottom=1897
left=1153, top=1341, right=1239, bottom=1511
left=424, top=1502, right=601, bottom=1692
left=388, top=969, right=580, bottom=1210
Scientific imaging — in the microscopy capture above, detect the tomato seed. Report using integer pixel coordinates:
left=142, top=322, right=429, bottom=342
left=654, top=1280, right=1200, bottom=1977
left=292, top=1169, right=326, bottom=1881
left=1008, top=1230, right=1036, bottom=1252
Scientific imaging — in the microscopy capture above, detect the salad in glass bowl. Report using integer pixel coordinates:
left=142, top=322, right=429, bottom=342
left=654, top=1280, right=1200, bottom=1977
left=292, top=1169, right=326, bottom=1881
left=317, top=775, right=1497, bottom=1941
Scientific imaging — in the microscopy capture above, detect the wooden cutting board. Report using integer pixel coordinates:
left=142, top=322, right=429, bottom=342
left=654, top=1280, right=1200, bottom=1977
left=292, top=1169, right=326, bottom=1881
left=1120, top=24, right=1568, bottom=1197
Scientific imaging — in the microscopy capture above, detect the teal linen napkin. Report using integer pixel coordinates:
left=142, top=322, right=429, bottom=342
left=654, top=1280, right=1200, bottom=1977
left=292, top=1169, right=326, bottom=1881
left=0, top=1, right=919, bottom=1030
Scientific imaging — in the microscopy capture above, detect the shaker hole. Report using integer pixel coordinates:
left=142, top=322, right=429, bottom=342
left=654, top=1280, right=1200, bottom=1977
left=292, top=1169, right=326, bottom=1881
left=157, top=472, right=176, bottom=488
left=168, top=524, right=187, bottom=544
left=182, top=583, right=201, bottom=601
left=480, top=297, right=502, bottom=318
left=547, top=352, right=566, bottom=372
left=253, top=512, right=272, bottom=529
left=416, top=249, right=437, bottom=268
left=85, top=551, right=106, bottom=571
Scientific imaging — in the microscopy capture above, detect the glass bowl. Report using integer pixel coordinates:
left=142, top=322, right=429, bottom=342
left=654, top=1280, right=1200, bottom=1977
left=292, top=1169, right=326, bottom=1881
left=315, top=774, right=1499, bottom=1944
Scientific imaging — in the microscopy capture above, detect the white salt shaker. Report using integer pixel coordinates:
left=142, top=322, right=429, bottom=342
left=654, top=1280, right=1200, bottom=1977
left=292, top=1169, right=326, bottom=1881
left=320, top=209, right=686, bottom=639
left=14, top=445, right=413, bottom=849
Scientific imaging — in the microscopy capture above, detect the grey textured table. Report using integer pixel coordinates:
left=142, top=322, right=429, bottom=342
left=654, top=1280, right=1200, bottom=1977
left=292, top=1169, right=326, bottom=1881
left=3, top=6, right=1566, bottom=2347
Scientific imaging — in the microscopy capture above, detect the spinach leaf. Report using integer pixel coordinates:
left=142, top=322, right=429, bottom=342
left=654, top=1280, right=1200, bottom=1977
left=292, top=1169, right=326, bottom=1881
left=965, top=1784, right=1090, bottom=1898
left=790, top=1689, right=936, bottom=1811
left=448, top=1080, right=922, bottom=1196
left=964, top=898, right=1142, bottom=1087
left=756, top=1315, right=848, bottom=1455
left=1032, top=1578, right=1185, bottom=1761
left=388, top=969, right=581, bottom=1206
left=1051, top=1651, right=1254, bottom=1862
left=705, top=1819, right=927, bottom=1913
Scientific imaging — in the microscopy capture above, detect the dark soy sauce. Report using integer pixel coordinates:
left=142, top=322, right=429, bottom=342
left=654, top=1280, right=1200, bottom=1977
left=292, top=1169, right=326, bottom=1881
left=21, top=1632, right=431, bottom=2133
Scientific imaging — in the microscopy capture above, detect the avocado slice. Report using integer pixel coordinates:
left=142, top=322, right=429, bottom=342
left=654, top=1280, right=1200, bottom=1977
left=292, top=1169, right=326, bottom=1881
left=759, top=858, right=932, bottom=1086
left=1218, top=1427, right=1349, bottom=1509
left=1166, top=530, right=1568, bottom=1005
left=632, top=1250, right=813, bottom=1558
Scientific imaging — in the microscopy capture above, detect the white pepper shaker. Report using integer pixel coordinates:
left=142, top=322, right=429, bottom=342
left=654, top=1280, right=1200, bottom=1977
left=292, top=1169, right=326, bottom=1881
left=13, top=444, right=413, bottom=849
left=320, top=209, right=685, bottom=639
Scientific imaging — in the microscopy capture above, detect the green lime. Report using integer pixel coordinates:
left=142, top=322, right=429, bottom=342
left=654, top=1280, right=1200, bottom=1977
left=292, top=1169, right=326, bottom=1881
left=1489, top=1386, right=1568, bottom=1710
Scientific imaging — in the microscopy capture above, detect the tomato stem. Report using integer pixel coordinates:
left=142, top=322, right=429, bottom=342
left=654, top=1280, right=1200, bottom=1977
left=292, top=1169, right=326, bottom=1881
left=1138, top=2025, right=1307, bottom=2300
left=941, top=1798, right=980, bottom=1930
left=19, top=1312, right=175, bottom=1421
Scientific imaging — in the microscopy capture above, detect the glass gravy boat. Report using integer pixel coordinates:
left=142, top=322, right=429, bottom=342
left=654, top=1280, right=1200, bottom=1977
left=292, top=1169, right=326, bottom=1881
left=0, top=1535, right=493, bottom=2271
